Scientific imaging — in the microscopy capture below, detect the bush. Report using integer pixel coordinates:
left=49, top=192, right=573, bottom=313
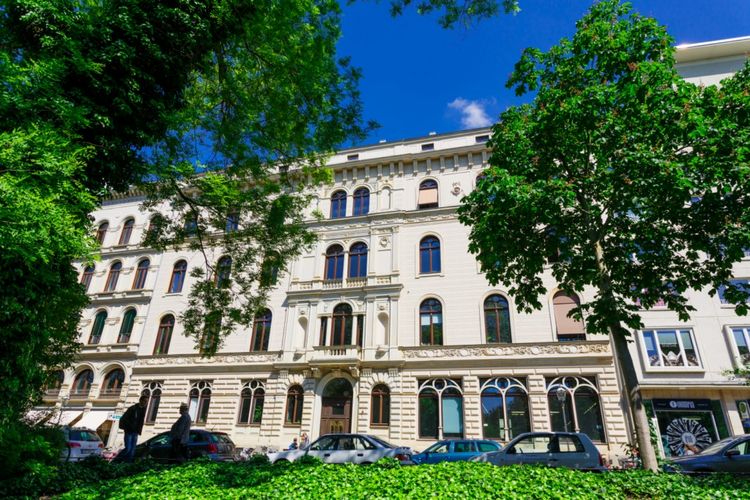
left=0, top=421, right=64, bottom=479
left=246, top=453, right=271, bottom=466
left=296, top=454, right=323, bottom=466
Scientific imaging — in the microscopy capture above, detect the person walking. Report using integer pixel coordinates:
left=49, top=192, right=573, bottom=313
left=169, top=403, right=191, bottom=463
left=118, top=395, right=148, bottom=462
left=300, top=432, right=309, bottom=450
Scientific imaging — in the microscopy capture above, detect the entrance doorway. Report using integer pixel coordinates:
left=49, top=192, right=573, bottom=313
left=320, top=378, right=353, bottom=435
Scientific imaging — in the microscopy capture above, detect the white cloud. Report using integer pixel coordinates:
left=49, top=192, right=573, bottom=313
left=447, top=97, right=493, bottom=128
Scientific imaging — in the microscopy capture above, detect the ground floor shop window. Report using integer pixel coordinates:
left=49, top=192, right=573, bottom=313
left=546, top=376, right=605, bottom=443
left=653, top=399, right=726, bottom=457
left=189, top=381, right=212, bottom=424
left=238, top=380, right=265, bottom=425
left=480, top=377, right=530, bottom=440
left=141, top=382, right=162, bottom=424
left=418, top=379, right=463, bottom=439
left=738, top=400, right=750, bottom=433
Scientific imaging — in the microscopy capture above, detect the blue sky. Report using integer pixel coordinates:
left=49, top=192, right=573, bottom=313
left=337, top=0, right=750, bottom=145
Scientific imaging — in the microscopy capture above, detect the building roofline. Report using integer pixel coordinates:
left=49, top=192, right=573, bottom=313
left=336, top=126, right=493, bottom=155
left=676, top=35, right=750, bottom=64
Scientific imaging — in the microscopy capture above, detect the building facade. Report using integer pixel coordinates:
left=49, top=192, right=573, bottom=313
left=36, top=37, right=750, bottom=462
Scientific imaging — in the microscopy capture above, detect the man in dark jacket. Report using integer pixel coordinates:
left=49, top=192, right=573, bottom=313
left=169, top=402, right=191, bottom=463
left=119, top=395, right=148, bottom=462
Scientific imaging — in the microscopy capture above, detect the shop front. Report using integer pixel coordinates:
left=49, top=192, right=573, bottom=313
left=651, top=398, right=728, bottom=457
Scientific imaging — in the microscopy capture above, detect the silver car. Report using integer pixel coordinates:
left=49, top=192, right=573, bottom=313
left=268, top=433, right=412, bottom=464
left=474, top=432, right=605, bottom=471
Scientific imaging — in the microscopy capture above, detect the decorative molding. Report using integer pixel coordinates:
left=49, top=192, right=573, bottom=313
left=401, top=342, right=611, bottom=359
left=139, top=352, right=282, bottom=366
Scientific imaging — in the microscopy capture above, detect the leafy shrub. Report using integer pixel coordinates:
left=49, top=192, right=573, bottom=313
left=374, top=457, right=401, bottom=469
left=296, top=454, right=323, bottom=466
left=0, top=421, right=65, bottom=493
left=247, top=453, right=271, bottom=466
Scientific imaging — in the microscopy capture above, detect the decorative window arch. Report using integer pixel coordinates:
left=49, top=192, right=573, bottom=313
left=484, top=294, right=512, bottom=343
left=371, top=384, right=390, bottom=426
left=46, top=370, right=65, bottom=396
left=251, top=309, right=272, bottom=352
left=169, top=260, right=188, bottom=293
left=330, top=190, right=347, bottom=218
left=96, top=222, right=109, bottom=245
left=419, top=236, right=441, bottom=274
left=285, top=384, right=304, bottom=424
left=141, top=381, right=163, bottom=424
left=418, top=378, right=463, bottom=439
left=132, top=259, right=150, bottom=289
left=89, top=310, right=107, bottom=344
left=480, top=377, right=530, bottom=440
left=101, top=368, right=125, bottom=397
left=418, top=179, right=438, bottom=209
left=419, top=298, right=443, bottom=345
left=324, top=244, right=344, bottom=281
left=348, top=242, right=368, bottom=278
left=553, top=292, right=585, bottom=341
left=353, top=187, right=370, bottom=216
left=546, top=376, right=605, bottom=442
left=118, top=308, right=137, bottom=343
left=153, top=314, right=175, bottom=355
left=81, top=266, right=95, bottom=292
left=104, top=262, right=122, bottom=291
left=238, top=380, right=265, bottom=425
left=331, top=303, right=353, bottom=346
left=72, top=369, right=94, bottom=397
left=189, top=381, right=212, bottom=424
left=216, top=256, right=232, bottom=288
left=119, top=218, right=135, bottom=245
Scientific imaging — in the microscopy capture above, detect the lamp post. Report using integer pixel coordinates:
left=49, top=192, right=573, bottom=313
left=57, top=394, right=69, bottom=426
left=555, top=386, right=569, bottom=432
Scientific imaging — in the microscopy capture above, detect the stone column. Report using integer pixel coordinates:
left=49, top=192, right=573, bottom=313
left=527, top=374, right=549, bottom=432
left=462, top=376, right=482, bottom=438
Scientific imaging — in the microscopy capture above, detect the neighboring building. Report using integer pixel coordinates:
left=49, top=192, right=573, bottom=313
left=36, top=37, right=750, bottom=462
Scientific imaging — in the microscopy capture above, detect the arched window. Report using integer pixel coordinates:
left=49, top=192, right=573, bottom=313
left=418, top=379, right=463, bottom=439
left=46, top=370, right=65, bottom=396
left=216, top=256, right=232, bottom=288
left=285, top=385, right=304, bottom=424
left=348, top=242, right=368, bottom=278
left=119, top=218, right=135, bottom=245
left=371, top=384, right=390, bottom=426
left=132, top=259, right=150, bottom=289
left=104, top=262, right=122, bottom=291
left=484, top=295, right=511, bottom=343
left=188, top=381, right=212, bottom=424
left=331, top=303, right=353, bottom=346
left=89, top=311, right=107, bottom=344
left=153, top=314, right=175, bottom=355
left=72, top=369, right=94, bottom=397
left=101, top=368, right=125, bottom=397
left=419, top=236, right=441, bottom=274
left=81, top=266, right=95, bottom=292
left=251, top=309, right=272, bottom=352
left=420, top=299, right=443, bottom=345
left=480, top=377, right=530, bottom=440
left=418, top=179, right=438, bottom=209
left=547, top=376, right=605, bottom=442
left=169, top=260, right=188, bottom=293
left=141, top=381, right=162, bottom=424
left=553, top=292, right=585, bottom=341
left=238, top=380, right=265, bottom=425
left=353, top=187, right=370, bottom=216
left=96, top=222, right=108, bottom=245
left=118, top=309, right=137, bottom=343
left=324, top=244, right=344, bottom=281
left=330, top=190, right=347, bottom=219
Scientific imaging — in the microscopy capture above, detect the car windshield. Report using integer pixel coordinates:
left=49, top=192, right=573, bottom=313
left=696, top=437, right=734, bottom=455
left=366, top=436, right=394, bottom=448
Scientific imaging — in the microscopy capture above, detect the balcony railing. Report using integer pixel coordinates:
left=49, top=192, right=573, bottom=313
left=290, top=274, right=397, bottom=292
left=311, top=345, right=361, bottom=362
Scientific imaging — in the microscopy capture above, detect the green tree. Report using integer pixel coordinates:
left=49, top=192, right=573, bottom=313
left=458, top=0, right=750, bottom=470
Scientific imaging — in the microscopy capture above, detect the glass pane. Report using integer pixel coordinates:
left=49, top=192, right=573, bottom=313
left=548, top=393, right=575, bottom=433
left=506, top=391, right=531, bottom=439
left=642, top=331, right=660, bottom=366
left=420, top=249, right=429, bottom=274
left=252, top=396, right=264, bottom=424
left=239, top=396, right=251, bottom=424
left=188, top=397, right=198, bottom=421
left=419, top=393, right=438, bottom=438
left=431, top=248, right=441, bottom=272
left=657, top=330, right=681, bottom=366
left=485, top=313, right=498, bottom=343
left=481, top=393, right=504, bottom=439
left=680, top=331, right=699, bottom=366
left=574, top=388, right=605, bottom=442
left=442, top=396, right=463, bottom=437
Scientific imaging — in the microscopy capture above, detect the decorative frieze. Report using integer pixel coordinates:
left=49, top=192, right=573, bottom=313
left=401, top=342, right=611, bottom=359
left=139, top=352, right=282, bottom=366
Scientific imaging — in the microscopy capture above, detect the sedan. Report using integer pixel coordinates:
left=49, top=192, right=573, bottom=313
left=474, top=432, right=606, bottom=471
left=268, top=433, right=412, bottom=464
left=114, top=429, right=236, bottom=463
left=664, top=435, right=750, bottom=474
left=410, top=439, right=502, bottom=464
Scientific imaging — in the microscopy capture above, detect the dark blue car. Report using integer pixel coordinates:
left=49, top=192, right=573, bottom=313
left=410, top=439, right=502, bottom=464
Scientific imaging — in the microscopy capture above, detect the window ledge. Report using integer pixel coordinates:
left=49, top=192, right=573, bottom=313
left=236, top=423, right=262, bottom=428
left=283, top=423, right=302, bottom=428
left=415, top=272, right=444, bottom=279
left=642, top=366, right=705, bottom=374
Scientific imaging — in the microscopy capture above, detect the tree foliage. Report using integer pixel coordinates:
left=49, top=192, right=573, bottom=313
left=384, top=0, right=519, bottom=28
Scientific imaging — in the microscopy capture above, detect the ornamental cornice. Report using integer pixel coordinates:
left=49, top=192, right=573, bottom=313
left=400, top=341, right=611, bottom=359
left=138, top=352, right=282, bottom=366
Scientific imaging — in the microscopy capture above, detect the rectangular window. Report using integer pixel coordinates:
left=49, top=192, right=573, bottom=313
left=718, top=279, right=750, bottom=304
left=641, top=329, right=701, bottom=368
left=319, top=317, right=328, bottom=346
left=421, top=143, right=434, bottom=151
left=475, top=135, right=490, bottom=143
left=417, top=187, right=438, bottom=209
left=356, top=315, right=364, bottom=346
left=731, top=327, right=750, bottom=365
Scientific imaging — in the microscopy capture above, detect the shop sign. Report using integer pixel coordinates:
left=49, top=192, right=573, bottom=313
left=653, top=399, right=712, bottom=412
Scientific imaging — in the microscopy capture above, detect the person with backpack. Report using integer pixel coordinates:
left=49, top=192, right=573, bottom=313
left=119, top=395, right=148, bottom=462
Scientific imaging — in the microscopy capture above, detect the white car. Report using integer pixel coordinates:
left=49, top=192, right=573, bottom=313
left=268, top=433, right=412, bottom=464
left=61, top=427, right=104, bottom=462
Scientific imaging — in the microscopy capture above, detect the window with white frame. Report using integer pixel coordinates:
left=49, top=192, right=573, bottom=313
left=641, top=329, right=701, bottom=368
left=718, top=279, right=750, bottom=304
left=730, top=327, right=750, bottom=366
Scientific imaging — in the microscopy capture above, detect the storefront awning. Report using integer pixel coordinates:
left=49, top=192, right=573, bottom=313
left=58, top=410, right=82, bottom=426
left=25, top=408, right=55, bottom=424
left=75, top=410, right=110, bottom=431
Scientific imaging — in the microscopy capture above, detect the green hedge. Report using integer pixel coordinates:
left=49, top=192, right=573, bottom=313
left=56, top=461, right=750, bottom=500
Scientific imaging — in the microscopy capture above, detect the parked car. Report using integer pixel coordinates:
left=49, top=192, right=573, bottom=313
left=664, top=435, right=750, bottom=474
left=113, top=429, right=236, bottom=463
left=61, top=427, right=104, bottom=462
left=409, top=439, right=502, bottom=464
left=268, top=434, right=412, bottom=464
left=473, top=432, right=606, bottom=471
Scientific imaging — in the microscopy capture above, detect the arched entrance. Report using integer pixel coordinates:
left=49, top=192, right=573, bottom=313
left=320, top=378, right=353, bottom=435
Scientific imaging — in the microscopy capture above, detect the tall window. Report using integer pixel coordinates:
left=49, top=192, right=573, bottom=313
left=417, top=179, right=438, bottom=209
left=153, top=315, right=175, bottom=355
left=119, top=218, right=135, bottom=245
left=420, top=299, right=443, bottom=345
left=96, top=222, right=108, bottom=245
left=188, top=381, right=212, bottom=424
left=484, top=295, right=512, bottom=343
left=104, top=262, right=122, bottom=291
left=101, top=368, right=125, bottom=397
left=81, top=266, right=95, bottom=291
left=553, top=291, right=585, bottom=341
left=225, top=212, right=239, bottom=233
left=118, top=309, right=137, bottom=343
left=46, top=370, right=65, bottom=396
left=238, top=380, right=265, bottom=425
left=324, top=245, right=344, bottom=281
left=72, top=369, right=94, bottom=397
left=732, top=327, right=750, bottom=365
left=371, top=385, right=390, bottom=426
left=184, top=215, right=197, bottom=236
left=331, top=303, right=353, bottom=345
left=641, top=329, right=700, bottom=368
left=480, top=377, right=530, bottom=440
left=330, top=190, right=347, bottom=219
left=141, top=381, right=163, bottom=424
left=169, top=260, right=187, bottom=293
left=89, top=311, right=107, bottom=344
left=251, top=309, right=272, bottom=352
left=348, top=242, right=368, bottom=278
left=132, top=259, right=150, bottom=289
left=216, top=256, right=232, bottom=288
left=419, top=379, right=463, bottom=439
left=285, top=385, right=304, bottom=424
left=353, top=187, right=370, bottom=216
left=547, top=376, right=605, bottom=442
left=419, top=236, right=441, bottom=274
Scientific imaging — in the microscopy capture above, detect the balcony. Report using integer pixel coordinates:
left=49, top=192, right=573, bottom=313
left=310, top=345, right=361, bottom=364
left=88, top=288, right=153, bottom=304
left=289, top=274, right=399, bottom=293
